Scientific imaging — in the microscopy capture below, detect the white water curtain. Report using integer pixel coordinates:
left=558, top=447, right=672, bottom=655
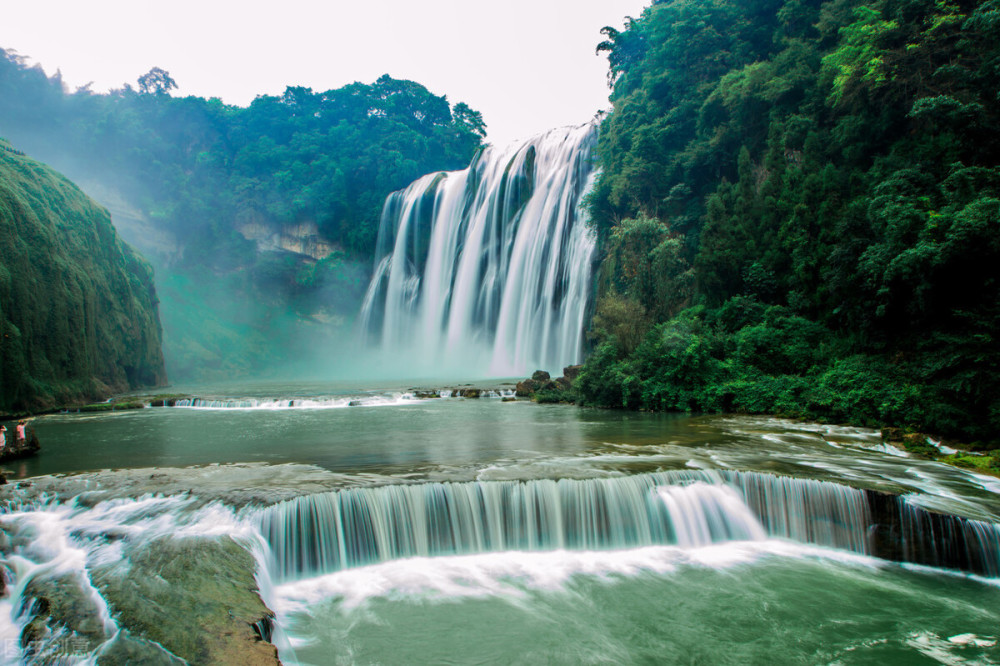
left=358, top=122, right=598, bottom=378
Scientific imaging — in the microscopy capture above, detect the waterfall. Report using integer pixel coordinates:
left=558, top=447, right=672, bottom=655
left=358, top=123, right=599, bottom=377
left=722, top=470, right=872, bottom=553
left=897, top=499, right=1000, bottom=577
left=256, top=470, right=887, bottom=582
left=657, top=483, right=767, bottom=547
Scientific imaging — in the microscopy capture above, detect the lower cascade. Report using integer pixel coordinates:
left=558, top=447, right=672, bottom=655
left=255, top=469, right=1000, bottom=582
left=358, top=123, right=599, bottom=377
left=2, top=466, right=999, bottom=662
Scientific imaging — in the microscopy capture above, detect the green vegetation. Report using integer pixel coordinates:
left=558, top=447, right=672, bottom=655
left=0, top=149, right=165, bottom=413
left=940, top=452, right=999, bottom=473
left=0, top=54, right=486, bottom=379
left=582, top=0, right=1000, bottom=445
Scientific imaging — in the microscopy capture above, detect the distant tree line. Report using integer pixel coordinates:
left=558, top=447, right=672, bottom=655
left=0, top=52, right=485, bottom=259
left=0, top=51, right=487, bottom=378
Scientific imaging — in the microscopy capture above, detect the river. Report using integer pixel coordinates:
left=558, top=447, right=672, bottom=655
left=1, top=382, right=998, bottom=664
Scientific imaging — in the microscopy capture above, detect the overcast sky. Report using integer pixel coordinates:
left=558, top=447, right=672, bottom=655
left=1, top=0, right=650, bottom=148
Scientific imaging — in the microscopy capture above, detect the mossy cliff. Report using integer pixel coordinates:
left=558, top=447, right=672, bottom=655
left=0, top=143, right=166, bottom=412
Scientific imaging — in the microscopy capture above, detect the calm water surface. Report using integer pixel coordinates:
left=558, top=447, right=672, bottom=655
left=18, top=381, right=1000, bottom=519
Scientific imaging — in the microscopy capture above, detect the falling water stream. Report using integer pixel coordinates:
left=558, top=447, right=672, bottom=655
left=359, top=123, right=598, bottom=377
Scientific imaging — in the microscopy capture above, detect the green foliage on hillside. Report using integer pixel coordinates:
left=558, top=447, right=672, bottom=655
left=582, top=0, right=1000, bottom=443
left=0, top=55, right=485, bottom=379
left=0, top=59, right=484, bottom=258
left=0, top=148, right=165, bottom=412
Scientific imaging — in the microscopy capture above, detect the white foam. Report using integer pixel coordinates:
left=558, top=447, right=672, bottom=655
left=947, top=633, right=997, bottom=648
left=928, top=438, right=960, bottom=456
left=171, top=392, right=419, bottom=410
left=270, top=540, right=880, bottom=613
left=0, top=597, right=23, bottom=665
left=967, top=472, right=1000, bottom=496
left=905, top=630, right=998, bottom=665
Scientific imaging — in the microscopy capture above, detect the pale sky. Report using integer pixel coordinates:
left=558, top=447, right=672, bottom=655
left=1, top=0, right=650, bottom=148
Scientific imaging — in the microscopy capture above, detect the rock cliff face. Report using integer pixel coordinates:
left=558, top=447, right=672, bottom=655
left=238, top=218, right=338, bottom=261
left=0, top=143, right=166, bottom=412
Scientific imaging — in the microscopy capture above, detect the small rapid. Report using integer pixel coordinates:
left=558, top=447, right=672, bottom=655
left=0, top=494, right=267, bottom=664
left=169, top=389, right=516, bottom=410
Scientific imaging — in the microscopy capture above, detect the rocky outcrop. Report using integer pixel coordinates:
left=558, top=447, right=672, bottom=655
left=238, top=219, right=338, bottom=261
left=91, top=536, right=280, bottom=665
left=882, top=428, right=939, bottom=456
left=516, top=366, right=582, bottom=399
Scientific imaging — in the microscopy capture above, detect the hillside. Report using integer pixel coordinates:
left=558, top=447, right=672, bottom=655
left=0, top=53, right=486, bottom=380
left=579, top=0, right=1000, bottom=444
left=0, top=140, right=165, bottom=412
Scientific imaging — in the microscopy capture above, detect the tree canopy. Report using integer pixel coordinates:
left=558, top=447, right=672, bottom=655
left=580, top=0, right=1000, bottom=445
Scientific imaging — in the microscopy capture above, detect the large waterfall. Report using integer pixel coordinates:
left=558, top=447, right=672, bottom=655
left=359, top=123, right=599, bottom=377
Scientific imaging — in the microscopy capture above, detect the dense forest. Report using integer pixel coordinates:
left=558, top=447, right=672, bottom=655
left=0, top=52, right=486, bottom=379
left=577, top=0, right=1000, bottom=445
left=0, top=142, right=165, bottom=412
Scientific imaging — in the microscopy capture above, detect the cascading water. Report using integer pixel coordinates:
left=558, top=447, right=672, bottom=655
left=897, top=498, right=1000, bottom=577
left=255, top=469, right=890, bottom=582
left=358, top=123, right=599, bottom=377
left=3, top=467, right=1000, bottom=662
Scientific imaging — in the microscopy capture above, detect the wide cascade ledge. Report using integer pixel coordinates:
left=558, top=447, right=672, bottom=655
left=1, top=463, right=996, bottom=663
left=255, top=468, right=1000, bottom=582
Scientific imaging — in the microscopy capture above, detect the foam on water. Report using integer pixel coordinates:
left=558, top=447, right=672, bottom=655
left=905, top=631, right=999, bottom=665
left=172, top=393, right=419, bottom=410
left=269, top=540, right=882, bottom=613
left=0, top=493, right=256, bottom=663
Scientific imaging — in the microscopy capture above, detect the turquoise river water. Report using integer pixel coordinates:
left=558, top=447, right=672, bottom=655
left=0, top=381, right=998, bottom=665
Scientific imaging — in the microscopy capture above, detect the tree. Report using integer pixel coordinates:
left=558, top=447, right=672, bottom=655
left=137, top=67, right=178, bottom=96
left=453, top=102, right=487, bottom=138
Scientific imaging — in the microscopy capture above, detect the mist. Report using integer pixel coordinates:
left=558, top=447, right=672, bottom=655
left=0, top=49, right=486, bottom=387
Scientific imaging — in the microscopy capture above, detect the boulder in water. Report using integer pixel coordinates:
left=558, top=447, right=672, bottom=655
left=93, top=536, right=280, bottom=665
left=562, top=365, right=582, bottom=382
left=517, top=368, right=579, bottom=402
left=515, top=379, right=543, bottom=397
left=901, top=433, right=938, bottom=456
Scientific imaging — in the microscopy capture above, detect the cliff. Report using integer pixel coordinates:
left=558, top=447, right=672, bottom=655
left=0, top=140, right=166, bottom=412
